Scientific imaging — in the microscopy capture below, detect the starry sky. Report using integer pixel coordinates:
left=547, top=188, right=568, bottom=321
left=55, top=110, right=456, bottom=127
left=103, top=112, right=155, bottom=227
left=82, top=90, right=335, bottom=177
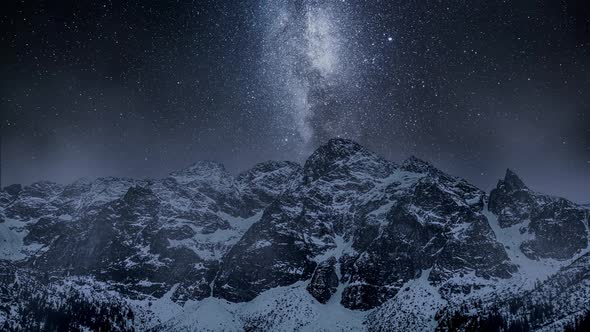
left=1, top=0, right=589, bottom=202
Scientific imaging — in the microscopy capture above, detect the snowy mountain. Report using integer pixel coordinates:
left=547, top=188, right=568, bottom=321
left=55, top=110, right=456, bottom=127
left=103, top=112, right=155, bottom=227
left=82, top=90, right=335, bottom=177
left=0, top=139, right=588, bottom=331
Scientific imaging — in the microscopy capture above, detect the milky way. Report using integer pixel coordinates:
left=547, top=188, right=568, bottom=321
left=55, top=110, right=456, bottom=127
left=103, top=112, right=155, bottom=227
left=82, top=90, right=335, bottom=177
left=260, top=0, right=363, bottom=153
left=1, top=0, right=589, bottom=202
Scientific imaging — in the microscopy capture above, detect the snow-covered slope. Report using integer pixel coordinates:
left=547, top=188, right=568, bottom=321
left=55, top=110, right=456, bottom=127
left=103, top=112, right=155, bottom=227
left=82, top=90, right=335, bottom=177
left=436, top=250, right=590, bottom=332
left=157, top=282, right=366, bottom=332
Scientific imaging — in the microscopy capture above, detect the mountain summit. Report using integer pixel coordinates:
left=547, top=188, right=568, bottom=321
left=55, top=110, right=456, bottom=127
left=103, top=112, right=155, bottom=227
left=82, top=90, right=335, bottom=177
left=0, top=139, right=588, bottom=331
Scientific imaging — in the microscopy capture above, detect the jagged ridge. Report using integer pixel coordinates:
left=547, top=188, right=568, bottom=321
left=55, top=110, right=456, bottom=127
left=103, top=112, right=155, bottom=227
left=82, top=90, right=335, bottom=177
left=0, top=139, right=588, bottom=331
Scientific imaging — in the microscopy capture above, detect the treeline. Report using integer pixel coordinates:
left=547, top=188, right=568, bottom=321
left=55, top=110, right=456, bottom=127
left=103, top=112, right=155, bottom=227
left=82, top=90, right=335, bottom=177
left=437, top=296, right=555, bottom=331
left=564, top=311, right=590, bottom=332
left=439, top=308, right=529, bottom=332
left=438, top=297, right=590, bottom=332
left=1, top=280, right=134, bottom=332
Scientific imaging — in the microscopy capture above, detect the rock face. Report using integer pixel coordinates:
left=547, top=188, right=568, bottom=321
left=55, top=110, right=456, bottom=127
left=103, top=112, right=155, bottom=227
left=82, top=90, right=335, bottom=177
left=489, top=169, right=532, bottom=227
left=0, top=160, right=301, bottom=305
left=214, top=139, right=515, bottom=309
left=489, top=169, right=589, bottom=260
left=306, top=257, right=339, bottom=303
left=0, top=138, right=588, bottom=331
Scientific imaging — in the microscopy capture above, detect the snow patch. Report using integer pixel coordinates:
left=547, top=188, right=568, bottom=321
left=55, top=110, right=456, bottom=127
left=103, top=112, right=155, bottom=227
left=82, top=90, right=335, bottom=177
left=0, top=218, right=37, bottom=260
left=156, top=282, right=366, bottom=331
left=484, top=206, right=588, bottom=290
left=167, top=211, right=263, bottom=261
left=368, top=268, right=447, bottom=332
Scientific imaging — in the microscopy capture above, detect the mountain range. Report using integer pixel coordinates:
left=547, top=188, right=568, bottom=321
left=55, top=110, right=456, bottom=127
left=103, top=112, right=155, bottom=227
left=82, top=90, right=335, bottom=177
left=0, top=138, right=588, bottom=331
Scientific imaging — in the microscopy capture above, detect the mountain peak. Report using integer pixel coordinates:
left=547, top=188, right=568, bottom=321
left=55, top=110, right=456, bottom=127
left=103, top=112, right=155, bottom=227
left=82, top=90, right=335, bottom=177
left=170, top=160, right=231, bottom=185
left=239, top=160, right=300, bottom=176
left=503, top=168, right=527, bottom=190
left=303, top=138, right=374, bottom=182
left=176, top=160, right=227, bottom=174
left=401, top=155, right=436, bottom=173
left=2, top=184, right=22, bottom=197
left=324, top=137, right=364, bottom=152
left=308, top=138, right=366, bottom=163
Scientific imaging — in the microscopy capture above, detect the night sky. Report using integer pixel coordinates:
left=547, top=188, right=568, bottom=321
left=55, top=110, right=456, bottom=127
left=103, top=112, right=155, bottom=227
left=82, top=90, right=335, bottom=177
left=1, top=0, right=589, bottom=202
